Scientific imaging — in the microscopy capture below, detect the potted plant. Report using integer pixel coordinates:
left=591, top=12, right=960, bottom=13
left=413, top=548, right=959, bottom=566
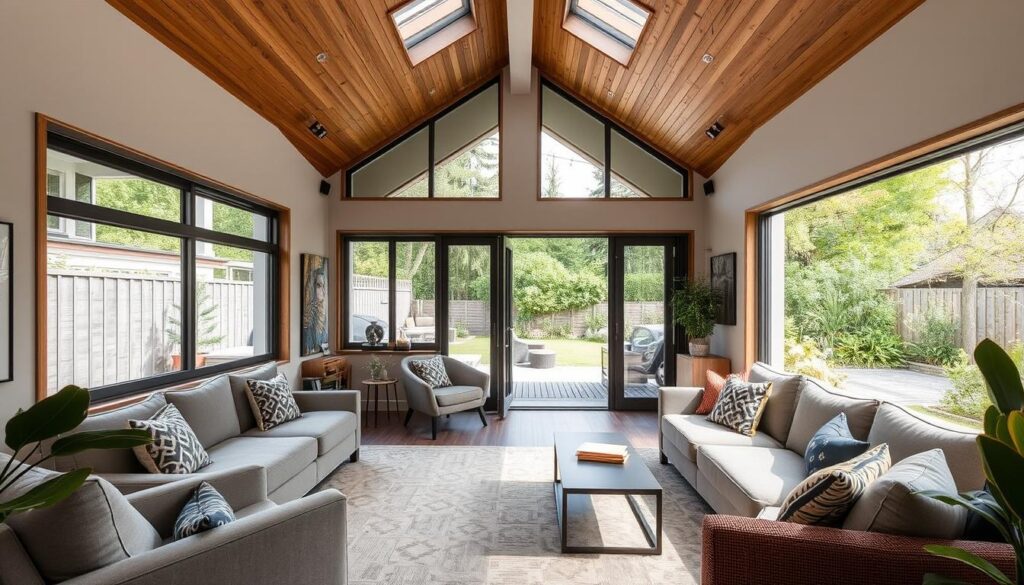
left=1, top=385, right=152, bottom=523
left=166, top=284, right=225, bottom=369
left=367, top=354, right=387, bottom=381
left=672, top=277, right=720, bottom=357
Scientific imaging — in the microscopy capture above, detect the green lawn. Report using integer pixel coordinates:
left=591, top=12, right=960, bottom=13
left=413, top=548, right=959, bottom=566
left=447, top=336, right=607, bottom=367
left=907, top=405, right=981, bottom=431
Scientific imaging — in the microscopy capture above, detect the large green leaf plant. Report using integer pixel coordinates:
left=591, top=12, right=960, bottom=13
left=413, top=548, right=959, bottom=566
left=0, top=385, right=151, bottom=523
left=922, top=339, right=1024, bottom=584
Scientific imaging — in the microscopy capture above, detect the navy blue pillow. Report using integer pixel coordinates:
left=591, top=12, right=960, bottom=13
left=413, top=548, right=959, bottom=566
left=804, top=413, right=870, bottom=475
left=173, top=481, right=236, bottom=541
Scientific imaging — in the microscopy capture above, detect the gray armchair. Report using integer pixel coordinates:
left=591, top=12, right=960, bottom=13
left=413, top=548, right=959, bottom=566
left=400, top=355, right=490, bottom=439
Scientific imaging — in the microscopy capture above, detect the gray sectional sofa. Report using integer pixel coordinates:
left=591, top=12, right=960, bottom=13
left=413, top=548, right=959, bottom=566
left=658, top=362, right=983, bottom=518
left=50, top=362, right=361, bottom=504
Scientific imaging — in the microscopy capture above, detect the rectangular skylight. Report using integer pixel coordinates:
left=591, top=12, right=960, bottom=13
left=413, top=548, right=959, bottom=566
left=393, top=0, right=472, bottom=50
left=569, top=0, right=648, bottom=49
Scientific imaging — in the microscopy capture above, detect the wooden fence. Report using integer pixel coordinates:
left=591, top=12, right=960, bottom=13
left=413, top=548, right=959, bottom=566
left=892, top=287, right=1024, bottom=347
left=47, top=271, right=253, bottom=393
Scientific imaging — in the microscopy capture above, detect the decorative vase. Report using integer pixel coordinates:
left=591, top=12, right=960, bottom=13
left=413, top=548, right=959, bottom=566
left=396, top=329, right=411, bottom=350
left=380, top=368, right=389, bottom=381
left=365, top=320, right=384, bottom=346
left=689, top=338, right=710, bottom=357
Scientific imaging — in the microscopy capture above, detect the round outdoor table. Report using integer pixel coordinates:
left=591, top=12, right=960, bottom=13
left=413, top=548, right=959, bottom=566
left=362, top=379, right=399, bottom=427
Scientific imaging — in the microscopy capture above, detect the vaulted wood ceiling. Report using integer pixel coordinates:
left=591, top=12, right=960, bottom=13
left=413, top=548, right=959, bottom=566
left=108, top=0, right=921, bottom=178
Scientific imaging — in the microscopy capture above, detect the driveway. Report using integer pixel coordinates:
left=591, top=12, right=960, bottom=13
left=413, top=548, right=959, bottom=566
left=836, top=367, right=952, bottom=406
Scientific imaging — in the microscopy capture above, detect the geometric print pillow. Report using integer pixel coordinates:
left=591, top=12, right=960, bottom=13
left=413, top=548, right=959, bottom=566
left=706, top=377, right=773, bottom=437
left=245, top=373, right=301, bottom=431
left=129, top=403, right=212, bottom=474
left=408, top=355, right=453, bottom=389
left=173, top=481, right=236, bottom=541
left=779, top=443, right=891, bottom=527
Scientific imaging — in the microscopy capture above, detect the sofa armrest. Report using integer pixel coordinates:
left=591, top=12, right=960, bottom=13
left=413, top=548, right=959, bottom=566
left=658, top=386, right=703, bottom=456
left=701, top=515, right=1016, bottom=585
left=126, top=466, right=269, bottom=537
left=293, top=390, right=360, bottom=415
left=63, top=490, right=348, bottom=585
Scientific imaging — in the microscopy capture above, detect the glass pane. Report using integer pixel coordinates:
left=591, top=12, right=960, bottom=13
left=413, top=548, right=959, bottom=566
left=46, top=148, right=182, bottom=222
left=572, top=0, right=648, bottom=48
left=47, top=221, right=182, bottom=394
left=195, top=242, right=270, bottom=368
left=434, top=84, right=500, bottom=198
left=195, top=195, right=270, bottom=241
left=349, top=128, right=429, bottom=198
left=397, top=241, right=436, bottom=343
left=541, top=86, right=605, bottom=198
left=622, top=245, right=666, bottom=399
left=610, top=129, right=684, bottom=198
left=348, top=241, right=390, bottom=345
left=447, top=245, right=491, bottom=373
left=392, top=0, right=470, bottom=48
left=74, top=174, right=93, bottom=238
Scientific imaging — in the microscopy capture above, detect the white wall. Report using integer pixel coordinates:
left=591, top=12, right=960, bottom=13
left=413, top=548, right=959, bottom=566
left=0, top=1, right=330, bottom=435
left=707, top=0, right=1024, bottom=365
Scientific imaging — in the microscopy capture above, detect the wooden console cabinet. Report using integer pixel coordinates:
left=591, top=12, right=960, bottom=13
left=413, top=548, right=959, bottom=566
left=675, top=354, right=731, bottom=388
left=300, top=355, right=352, bottom=390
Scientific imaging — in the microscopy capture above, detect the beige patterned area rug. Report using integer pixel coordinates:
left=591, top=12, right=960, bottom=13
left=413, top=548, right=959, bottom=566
left=319, top=446, right=709, bottom=585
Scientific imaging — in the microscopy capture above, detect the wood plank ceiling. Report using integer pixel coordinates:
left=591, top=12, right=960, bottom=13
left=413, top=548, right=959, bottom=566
left=108, top=0, right=921, bottom=178
left=107, top=0, right=508, bottom=176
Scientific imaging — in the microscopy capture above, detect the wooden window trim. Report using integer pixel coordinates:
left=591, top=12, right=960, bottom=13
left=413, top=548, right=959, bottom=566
left=35, top=114, right=291, bottom=404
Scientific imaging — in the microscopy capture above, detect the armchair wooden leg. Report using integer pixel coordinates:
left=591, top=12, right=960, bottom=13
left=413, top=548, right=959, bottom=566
left=477, top=406, right=487, bottom=427
left=404, top=408, right=414, bottom=427
left=431, top=417, right=438, bottom=440
left=350, top=449, right=359, bottom=463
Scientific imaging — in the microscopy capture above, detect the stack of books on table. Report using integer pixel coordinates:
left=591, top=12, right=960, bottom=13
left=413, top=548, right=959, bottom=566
left=575, top=442, right=629, bottom=464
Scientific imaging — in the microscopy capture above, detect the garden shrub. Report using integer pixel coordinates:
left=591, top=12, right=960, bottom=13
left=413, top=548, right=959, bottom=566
left=832, top=328, right=906, bottom=367
left=624, top=273, right=664, bottom=302
left=784, top=336, right=845, bottom=387
left=514, top=252, right=605, bottom=319
left=941, top=343, right=1024, bottom=420
left=905, top=311, right=960, bottom=366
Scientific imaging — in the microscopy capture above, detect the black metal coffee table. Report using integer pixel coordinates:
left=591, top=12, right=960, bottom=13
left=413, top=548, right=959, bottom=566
left=553, top=431, right=663, bottom=555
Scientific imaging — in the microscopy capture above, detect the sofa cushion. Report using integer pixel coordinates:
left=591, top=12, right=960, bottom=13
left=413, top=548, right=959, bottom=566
left=696, top=371, right=731, bottom=415
left=779, top=444, right=891, bottom=527
left=805, top=413, right=870, bottom=474
left=2, top=453, right=161, bottom=582
left=696, top=445, right=807, bottom=517
left=867, top=402, right=983, bottom=491
left=228, top=362, right=279, bottom=432
left=434, top=385, right=483, bottom=407
left=706, top=377, right=773, bottom=436
left=165, top=375, right=241, bottom=448
left=129, top=403, right=213, bottom=474
left=203, top=436, right=317, bottom=492
left=748, top=362, right=803, bottom=444
left=843, top=448, right=967, bottom=539
left=662, top=414, right=783, bottom=463
left=243, top=411, right=357, bottom=455
left=785, top=380, right=879, bottom=455
left=53, top=393, right=167, bottom=473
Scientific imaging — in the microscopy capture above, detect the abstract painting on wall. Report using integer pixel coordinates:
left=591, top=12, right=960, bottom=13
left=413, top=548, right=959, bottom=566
left=0, top=222, right=11, bottom=382
left=301, top=253, right=329, bottom=357
left=710, top=252, right=736, bottom=326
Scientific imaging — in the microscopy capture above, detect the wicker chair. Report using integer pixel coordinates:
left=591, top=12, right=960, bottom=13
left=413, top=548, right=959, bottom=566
left=400, top=355, right=490, bottom=439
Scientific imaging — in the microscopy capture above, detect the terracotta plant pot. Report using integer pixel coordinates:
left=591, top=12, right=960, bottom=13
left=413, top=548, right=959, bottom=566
left=689, top=339, right=711, bottom=357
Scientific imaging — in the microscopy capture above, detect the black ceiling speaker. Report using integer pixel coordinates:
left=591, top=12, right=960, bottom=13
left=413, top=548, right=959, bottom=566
left=308, top=120, right=328, bottom=139
left=319, top=180, right=331, bottom=196
left=703, top=179, right=715, bottom=196
left=705, top=121, right=724, bottom=139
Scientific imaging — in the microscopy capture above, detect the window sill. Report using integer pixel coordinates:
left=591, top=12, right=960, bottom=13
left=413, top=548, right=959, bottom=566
left=336, top=349, right=437, bottom=355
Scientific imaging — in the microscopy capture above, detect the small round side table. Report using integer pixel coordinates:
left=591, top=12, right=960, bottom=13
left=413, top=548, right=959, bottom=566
left=362, top=379, right=398, bottom=427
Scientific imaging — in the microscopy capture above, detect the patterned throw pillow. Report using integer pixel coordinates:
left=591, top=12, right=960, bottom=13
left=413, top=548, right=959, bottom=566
left=805, top=413, right=870, bottom=474
left=696, top=371, right=746, bottom=415
left=173, top=481, right=236, bottom=541
left=408, top=356, right=453, bottom=389
left=245, top=373, right=301, bottom=431
left=129, top=403, right=212, bottom=474
left=706, top=377, right=773, bottom=436
left=779, top=443, right=891, bottom=526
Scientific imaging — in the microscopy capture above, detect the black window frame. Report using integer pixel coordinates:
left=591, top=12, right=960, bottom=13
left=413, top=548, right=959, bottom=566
left=44, top=127, right=281, bottom=403
left=539, top=78, right=690, bottom=199
left=345, top=77, right=501, bottom=199
left=342, top=235, right=440, bottom=350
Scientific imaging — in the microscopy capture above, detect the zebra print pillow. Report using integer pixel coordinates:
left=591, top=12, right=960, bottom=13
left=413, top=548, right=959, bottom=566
left=779, top=443, right=891, bottom=526
left=706, top=377, right=773, bottom=436
left=173, top=481, right=236, bottom=541
left=245, top=373, right=301, bottom=431
left=129, top=403, right=212, bottom=474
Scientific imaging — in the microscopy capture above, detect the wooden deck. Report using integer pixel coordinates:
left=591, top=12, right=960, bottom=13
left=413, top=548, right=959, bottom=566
left=511, top=381, right=658, bottom=408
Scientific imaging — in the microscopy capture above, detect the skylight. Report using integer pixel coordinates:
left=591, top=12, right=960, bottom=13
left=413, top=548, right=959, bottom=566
left=569, top=0, right=648, bottom=50
left=392, top=0, right=472, bottom=50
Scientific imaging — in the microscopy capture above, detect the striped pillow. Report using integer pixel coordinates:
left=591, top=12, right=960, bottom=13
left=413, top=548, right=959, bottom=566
left=779, top=443, right=891, bottom=526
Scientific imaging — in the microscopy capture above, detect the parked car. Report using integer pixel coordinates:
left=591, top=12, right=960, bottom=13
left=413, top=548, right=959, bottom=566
left=626, top=324, right=664, bottom=353
left=349, top=314, right=388, bottom=342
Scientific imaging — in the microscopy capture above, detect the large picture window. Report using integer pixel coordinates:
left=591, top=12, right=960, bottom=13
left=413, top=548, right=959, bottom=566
left=540, top=81, right=689, bottom=199
left=44, top=127, right=280, bottom=401
left=346, top=79, right=500, bottom=199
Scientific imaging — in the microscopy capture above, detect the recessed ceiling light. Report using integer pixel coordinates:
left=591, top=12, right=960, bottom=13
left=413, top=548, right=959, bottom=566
left=316, top=51, right=328, bottom=63
left=607, top=90, right=614, bottom=98
left=702, top=53, right=714, bottom=64
left=429, top=88, right=436, bottom=95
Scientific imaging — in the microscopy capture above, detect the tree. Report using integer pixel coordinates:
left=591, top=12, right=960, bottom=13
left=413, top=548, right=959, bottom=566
left=542, top=155, right=562, bottom=198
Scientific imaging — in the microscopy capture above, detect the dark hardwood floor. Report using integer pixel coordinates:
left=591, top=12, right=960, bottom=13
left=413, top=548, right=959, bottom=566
left=361, top=409, right=660, bottom=449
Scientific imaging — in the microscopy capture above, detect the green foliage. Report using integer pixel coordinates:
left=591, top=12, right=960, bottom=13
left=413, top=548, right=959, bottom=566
left=513, top=252, right=605, bottom=319
left=942, top=344, right=1024, bottom=420
left=672, top=277, right=719, bottom=340
left=907, top=311, right=961, bottom=366
left=624, top=273, right=664, bottom=301
left=784, top=335, right=845, bottom=387
left=166, top=283, right=225, bottom=352
left=1, top=385, right=151, bottom=523
left=833, top=328, right=906, bottom=367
